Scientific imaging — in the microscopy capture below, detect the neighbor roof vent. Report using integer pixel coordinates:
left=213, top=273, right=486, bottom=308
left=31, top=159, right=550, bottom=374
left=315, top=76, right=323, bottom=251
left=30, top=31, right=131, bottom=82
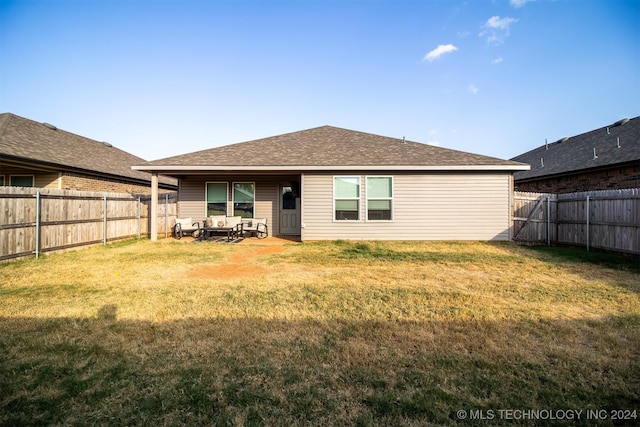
left=42, top=122, right=57, bottom=130
left=101, top=141, right=112, bottom=147
left=556, top=137, right=569, bottom=143
left=613, top=118, right=630, bottom=127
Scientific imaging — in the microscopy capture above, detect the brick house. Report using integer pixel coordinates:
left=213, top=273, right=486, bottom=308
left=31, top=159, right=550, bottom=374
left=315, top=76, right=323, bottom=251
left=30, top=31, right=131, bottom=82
left=511, top=116, right=640, bottom=193
left=0, top=113, right=176, bottom=193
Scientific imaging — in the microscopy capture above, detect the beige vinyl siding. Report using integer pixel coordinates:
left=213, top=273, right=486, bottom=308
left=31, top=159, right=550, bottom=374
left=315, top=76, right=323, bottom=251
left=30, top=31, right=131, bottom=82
left=302, top=172, right=512, bottom=241
left=178, top=175, right=295, bottom=235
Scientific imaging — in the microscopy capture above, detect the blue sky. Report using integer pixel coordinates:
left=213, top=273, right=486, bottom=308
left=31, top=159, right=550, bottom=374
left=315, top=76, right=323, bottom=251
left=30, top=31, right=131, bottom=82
left=1, top=0, right=638, bottom=161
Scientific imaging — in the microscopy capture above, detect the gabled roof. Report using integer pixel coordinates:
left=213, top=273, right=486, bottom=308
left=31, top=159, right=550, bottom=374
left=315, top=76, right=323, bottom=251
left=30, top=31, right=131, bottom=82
left=511, top=116, right=640, bottom=182
left=134, top=125, right=528, bottom=173
left=0, top=113, right=176, bottom=186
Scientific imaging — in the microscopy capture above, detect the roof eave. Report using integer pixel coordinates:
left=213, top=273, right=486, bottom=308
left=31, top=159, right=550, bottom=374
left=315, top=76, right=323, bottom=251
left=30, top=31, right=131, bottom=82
left=2, top=154, right=178, bottom=188
left=133, top=164, right=530, bottom=173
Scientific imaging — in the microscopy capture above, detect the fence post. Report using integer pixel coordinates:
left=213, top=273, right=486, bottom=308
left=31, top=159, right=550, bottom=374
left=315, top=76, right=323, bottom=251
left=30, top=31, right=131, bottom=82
left=545, top=196, right=550, bottom=246
left=586, top=195, right=590, bottom=251
left=103, top=195, right=108, bottom=245
left=35, top=190, right=41, bottom=259
left=137, top=196, right=141, bottom=240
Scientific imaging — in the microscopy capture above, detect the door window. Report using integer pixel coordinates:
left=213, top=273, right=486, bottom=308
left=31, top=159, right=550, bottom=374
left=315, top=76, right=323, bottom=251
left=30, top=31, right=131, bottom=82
left=282, top=186, right=296, bottom=209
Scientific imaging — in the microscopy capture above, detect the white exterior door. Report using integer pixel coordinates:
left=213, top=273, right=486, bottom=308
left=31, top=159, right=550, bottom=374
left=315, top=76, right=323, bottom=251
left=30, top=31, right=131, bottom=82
left=279, top=184, right=301, bottom=235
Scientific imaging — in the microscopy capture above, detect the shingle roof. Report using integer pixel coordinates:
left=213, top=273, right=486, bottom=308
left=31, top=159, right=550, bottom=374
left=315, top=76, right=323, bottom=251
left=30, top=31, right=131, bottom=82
left=136, top=125, right=527, bottom=171
left=0, top=113, right=176, bottom=186
left=511, top=116, right=640, bottom=181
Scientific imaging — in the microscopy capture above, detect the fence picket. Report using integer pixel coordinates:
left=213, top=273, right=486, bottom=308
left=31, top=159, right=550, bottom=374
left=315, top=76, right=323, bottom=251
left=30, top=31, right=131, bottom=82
left=0, top=187, right=178, bottom=261
left=514, top=188, right=639, bottom=254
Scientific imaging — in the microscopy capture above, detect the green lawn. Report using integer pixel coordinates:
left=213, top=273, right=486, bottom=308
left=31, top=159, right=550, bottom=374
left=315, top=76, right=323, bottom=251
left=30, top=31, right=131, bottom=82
left=0, top=240, right=638, bottom=426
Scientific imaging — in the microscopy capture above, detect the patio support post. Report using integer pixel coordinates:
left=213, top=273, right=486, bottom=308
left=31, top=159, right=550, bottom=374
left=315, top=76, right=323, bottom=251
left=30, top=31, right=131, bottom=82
left=165, top=193, right=169, bottom=238
left=150, top=173, right=159, bottom=241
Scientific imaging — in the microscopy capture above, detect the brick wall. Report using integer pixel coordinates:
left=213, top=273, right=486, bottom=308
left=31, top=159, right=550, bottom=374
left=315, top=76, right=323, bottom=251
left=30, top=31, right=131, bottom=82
left=60, top=172, right=172, bottom=194
left=515, top=164, right=640, bottom=194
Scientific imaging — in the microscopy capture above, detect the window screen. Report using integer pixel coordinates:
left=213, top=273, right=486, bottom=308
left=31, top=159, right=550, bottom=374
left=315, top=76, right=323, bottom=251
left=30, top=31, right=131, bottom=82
left=206, top=182, right=228, bottom=216
left=334, top=176, right=360, bottom=220
left=233, top=182, right=255, bottom=218
left=367, top=177, right=392, bottom=220
left=10, top=176, right=34, bottom=187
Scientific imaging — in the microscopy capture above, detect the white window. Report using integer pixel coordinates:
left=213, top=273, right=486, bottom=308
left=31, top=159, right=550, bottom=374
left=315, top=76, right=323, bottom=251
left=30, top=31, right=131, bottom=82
left=334, top=176, right=360, bottom=221
left=233, top=182, right=255, bottom=218
left=367, top=177, right=393, bottom=221
left=206, top=182, right=228, bottom=216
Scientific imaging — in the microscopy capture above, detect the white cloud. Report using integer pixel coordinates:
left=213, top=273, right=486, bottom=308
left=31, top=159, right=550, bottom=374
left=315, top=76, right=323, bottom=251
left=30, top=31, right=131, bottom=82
left=468, top=84, right=480, bottom=95
left=491, top=56, right=504, bottom=64
left=486, top=16, right=518, bottom=30
left=480, top=16, right=518, bottom=44
left=510, top=0, right=533, bottom=8
left=423, top=44, right=458, bottom=62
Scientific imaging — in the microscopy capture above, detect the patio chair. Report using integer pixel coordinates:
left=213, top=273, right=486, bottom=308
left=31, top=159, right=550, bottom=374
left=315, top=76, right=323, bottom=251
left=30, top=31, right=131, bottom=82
left=242, top=218, right=268, bottom=239
left=173, top=217, right=200, bottom=240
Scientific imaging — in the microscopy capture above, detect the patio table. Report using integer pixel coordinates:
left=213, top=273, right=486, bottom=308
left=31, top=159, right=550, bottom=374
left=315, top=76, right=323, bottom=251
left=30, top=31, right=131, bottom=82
left=197, top=223, right=243, bottom=242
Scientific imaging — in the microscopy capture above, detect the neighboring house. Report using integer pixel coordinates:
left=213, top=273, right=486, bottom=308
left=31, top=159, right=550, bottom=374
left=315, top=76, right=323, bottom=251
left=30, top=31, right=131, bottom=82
left=511, top=116, right=640, bottom=193
left=0, top=113, right=177, bottom=193
left=134, top=126, right=528, bottom=241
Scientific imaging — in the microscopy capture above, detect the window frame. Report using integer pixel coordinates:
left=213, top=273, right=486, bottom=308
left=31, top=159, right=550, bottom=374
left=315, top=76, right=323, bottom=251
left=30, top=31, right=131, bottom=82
left=205, top=182, right=228, bottom=217
left=333, top=176, right=361, bottom=222
left=232, top=182, right=255, bottom=218
left=366, top=176, right=394, bottom=222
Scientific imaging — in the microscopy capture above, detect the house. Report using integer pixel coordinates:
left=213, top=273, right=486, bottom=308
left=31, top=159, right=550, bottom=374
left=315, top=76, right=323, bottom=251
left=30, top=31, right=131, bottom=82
left=133, top=126, right=529, bottom=241
left=0, top=113, right=177, bottom=193
left=511, top=116, right=640, bottom=193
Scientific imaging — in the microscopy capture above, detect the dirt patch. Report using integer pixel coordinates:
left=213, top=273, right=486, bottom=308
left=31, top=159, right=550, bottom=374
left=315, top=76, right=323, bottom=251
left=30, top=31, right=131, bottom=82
left=189, top=245, right=287, bottom=280
left=228, top=245, right=286, bottom=263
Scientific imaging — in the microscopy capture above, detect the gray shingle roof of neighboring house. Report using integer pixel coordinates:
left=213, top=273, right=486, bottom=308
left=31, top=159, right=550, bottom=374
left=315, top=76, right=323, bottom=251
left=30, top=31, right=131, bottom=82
left=0, top=113, right=176, bottom=186
left=511, top=116, right=640, bottom=181
left=135, top=125, right=528, bottom=172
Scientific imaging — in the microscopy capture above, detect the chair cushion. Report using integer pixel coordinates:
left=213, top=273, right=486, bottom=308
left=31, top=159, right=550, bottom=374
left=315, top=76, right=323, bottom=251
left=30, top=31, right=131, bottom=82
left=225, top=216, right=242, bottom=228
left=176, top=217, right=197, bottom=231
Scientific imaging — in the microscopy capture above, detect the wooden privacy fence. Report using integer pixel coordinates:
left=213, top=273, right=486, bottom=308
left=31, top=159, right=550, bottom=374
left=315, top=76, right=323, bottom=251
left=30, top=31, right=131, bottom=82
left=513, top=188, right=640, bottom=254
left=0, top=187, right=177, bottom=261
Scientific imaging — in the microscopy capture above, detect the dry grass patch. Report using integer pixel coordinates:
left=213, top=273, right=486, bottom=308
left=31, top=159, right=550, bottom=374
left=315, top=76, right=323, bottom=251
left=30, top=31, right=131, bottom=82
left=1, top=239, right=638, bottom=426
